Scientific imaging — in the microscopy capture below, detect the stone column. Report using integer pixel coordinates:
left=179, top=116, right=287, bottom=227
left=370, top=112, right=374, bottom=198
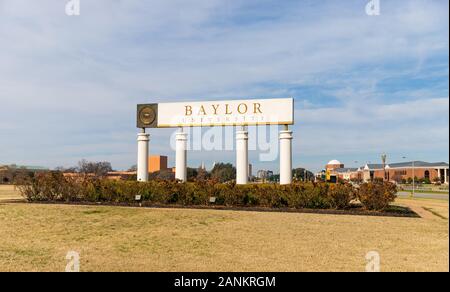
left=137, top=131, right=150, bottom=182
left=279, top=126, right=293, bottom=185
left=175, top=129, right=188, bottom=182
left=236, top=127, right=249, bottom=185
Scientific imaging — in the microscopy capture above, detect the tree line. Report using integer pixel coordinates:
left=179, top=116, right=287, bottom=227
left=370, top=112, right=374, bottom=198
left=2, top=158, right=314, bottom=184
left=56, top=159, right=113, bottom=176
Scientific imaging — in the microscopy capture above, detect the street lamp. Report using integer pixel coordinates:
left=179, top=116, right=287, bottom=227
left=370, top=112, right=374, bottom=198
left=402, top=156, right=415, bottom=197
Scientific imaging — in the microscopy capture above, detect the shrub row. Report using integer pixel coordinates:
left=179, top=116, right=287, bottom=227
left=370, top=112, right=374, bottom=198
left=17, top=172, right=397, bottom=211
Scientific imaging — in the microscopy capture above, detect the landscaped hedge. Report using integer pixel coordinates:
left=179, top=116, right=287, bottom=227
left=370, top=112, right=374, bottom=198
left=357, top=181, right=398, bottom=211
left=17, top=172, right=397, bottom=211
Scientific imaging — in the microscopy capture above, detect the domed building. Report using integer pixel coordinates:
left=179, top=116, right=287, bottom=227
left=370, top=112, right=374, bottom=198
left=326, top=160, right=344, bottom=171
left=319, top=158, right=449, bottom=184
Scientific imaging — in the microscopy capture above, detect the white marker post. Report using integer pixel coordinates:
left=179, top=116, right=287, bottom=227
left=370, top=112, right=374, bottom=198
left=236, top=127, right=249, bottom=185
left=175, top=128, right=188, bottom=182
left=137, top=129, right=150, bottom=182
left=279, top=125, right=293, bottom=185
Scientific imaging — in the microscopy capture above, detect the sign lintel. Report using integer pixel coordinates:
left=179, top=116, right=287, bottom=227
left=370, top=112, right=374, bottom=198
left=137, top=98, right=294, bottom=128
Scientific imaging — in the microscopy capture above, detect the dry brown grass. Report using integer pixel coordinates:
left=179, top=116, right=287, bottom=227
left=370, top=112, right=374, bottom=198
left=0, top=185, right=23, bottom=202
left=395, top=197, right=448, bottom=220
left=0, top=185, right=448, bottom=272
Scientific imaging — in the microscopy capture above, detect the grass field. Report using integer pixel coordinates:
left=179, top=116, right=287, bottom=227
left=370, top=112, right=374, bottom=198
left=0, top=185, right=448, bottom=272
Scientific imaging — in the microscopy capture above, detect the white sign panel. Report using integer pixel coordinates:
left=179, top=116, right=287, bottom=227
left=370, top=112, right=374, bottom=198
left=157, top=98, right=294, bottom=128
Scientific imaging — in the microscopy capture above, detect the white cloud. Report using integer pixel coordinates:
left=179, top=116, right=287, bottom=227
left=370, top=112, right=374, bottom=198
left=0, top=0, right=448, bottom=171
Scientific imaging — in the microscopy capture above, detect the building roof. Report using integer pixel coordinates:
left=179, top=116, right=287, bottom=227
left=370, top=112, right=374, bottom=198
left=327, top=159, right=342, bottom=165
left=334, top=168, right=358, bottom=173
left=388, top=161, right=449, bottom=168
left=364, top=164, right=384, bottom=170
left=107, top=171, right=136, bottom=175
left=364, top=161, right=449, bottom=170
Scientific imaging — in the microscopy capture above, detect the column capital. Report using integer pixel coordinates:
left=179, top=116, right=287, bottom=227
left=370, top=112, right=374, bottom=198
left=279, top=130, right=293, bottom=140
left=236, top=130, right=249, bottom=140
left=137, top=133, right=150, bottom=141
left=175, top=132, right=188, bottom=140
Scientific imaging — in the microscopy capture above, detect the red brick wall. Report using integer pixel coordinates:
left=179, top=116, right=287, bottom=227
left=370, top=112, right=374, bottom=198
left=374, top=168, right=441, bottom=182
left=326, top=164, right=344, bottom=171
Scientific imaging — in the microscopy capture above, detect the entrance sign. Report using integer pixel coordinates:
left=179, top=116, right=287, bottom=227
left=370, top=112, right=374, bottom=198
left=136, top=97, right=294, bottom=185
left=137, top=98, right=294, bottom=128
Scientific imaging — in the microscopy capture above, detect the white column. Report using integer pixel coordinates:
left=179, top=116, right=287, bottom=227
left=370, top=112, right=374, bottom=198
left=437, top=168, right=441, bottom=183
left=279, top=126, right=293, bottom=185
left=137, top=131, right=150, bottom=182
left=175, top=129, right=188, bottom=182
left=445, top=168, right=448, bottom=184
left=236, top=128, right=249, bottom=185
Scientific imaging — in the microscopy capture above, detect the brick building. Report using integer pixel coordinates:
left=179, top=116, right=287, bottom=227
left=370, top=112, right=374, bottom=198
left=148, top=155, right=168, bottom=173
left=325, top=160, right=345, bottom=171
left=362, top=161, right=449, bottom=184
left=324, top=160, right=449, bottom=184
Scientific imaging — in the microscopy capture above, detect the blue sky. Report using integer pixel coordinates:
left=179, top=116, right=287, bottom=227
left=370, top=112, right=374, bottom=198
left=0, top=0, right=448, bottom=173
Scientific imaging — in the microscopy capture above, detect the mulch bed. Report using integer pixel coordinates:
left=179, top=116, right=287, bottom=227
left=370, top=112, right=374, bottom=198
left=7, top=200, right=420, bottom=218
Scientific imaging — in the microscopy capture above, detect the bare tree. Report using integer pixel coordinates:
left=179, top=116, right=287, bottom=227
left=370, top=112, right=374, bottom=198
left=78, top=159, right=113, bottom=177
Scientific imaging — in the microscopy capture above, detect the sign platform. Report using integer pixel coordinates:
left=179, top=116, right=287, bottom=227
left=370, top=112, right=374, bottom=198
left=137, top=98, right=294, bottom=128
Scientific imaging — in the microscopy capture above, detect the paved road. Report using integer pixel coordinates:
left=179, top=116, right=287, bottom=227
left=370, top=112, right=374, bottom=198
left=397, top=191, right=449, bottom=201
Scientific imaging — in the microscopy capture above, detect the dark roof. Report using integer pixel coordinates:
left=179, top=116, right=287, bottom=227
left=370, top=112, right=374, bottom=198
left=365, top=164, right=384, bottom=170
left=364, top=161, right=449, bottom=170
left=335, top=168, right=359, bottom=173
left=389, top=161, right=449, bottom=168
